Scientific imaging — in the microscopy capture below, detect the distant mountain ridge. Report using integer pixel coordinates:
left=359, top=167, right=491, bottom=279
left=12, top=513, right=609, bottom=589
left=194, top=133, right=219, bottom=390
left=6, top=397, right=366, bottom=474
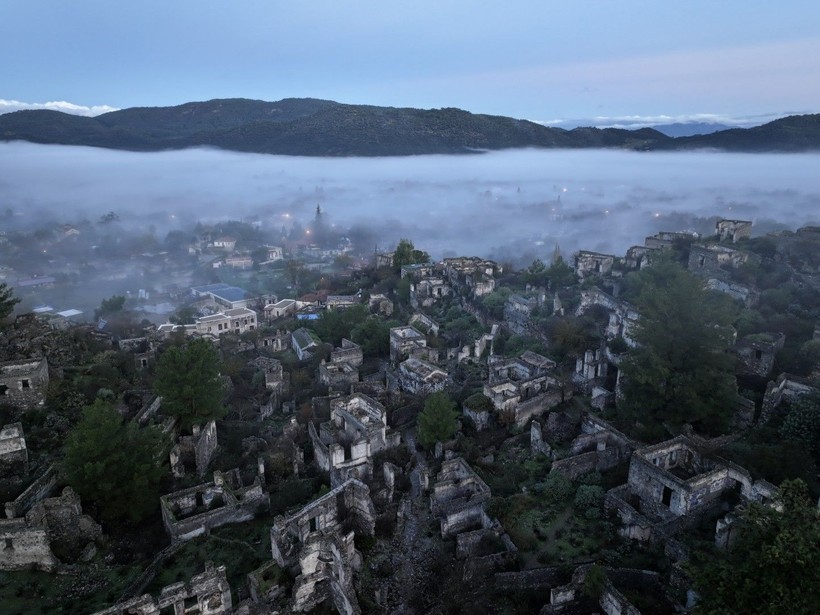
left=0, top=98, right=818, bottom=156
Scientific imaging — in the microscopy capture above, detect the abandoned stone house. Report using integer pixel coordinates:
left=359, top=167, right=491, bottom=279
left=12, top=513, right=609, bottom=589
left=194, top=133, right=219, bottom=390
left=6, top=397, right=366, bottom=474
left=606, top=436, right=777, bottom=543
left=195, top=307, right=257, bottom=337
left=503, top=293, right=542, bottom=335
left=733, top=332, right=785, bottom=378
left=160, top=469, right=270, bottom=543
left=409, top=312, right=439, bottom=336
left=374, top=251, right=394, bottom=268
left=430, top=457, right=492, bottom=537
left=0, top=357, right=49, bottom=409
left=318, top=360, right=360, bottom=391
left=483, top=352, right=564, bottom=427
left=687, top=243, right=751, bottom=280
left=170, top=420, right=218, bottom=479
left=397, top=357, right=448, bottom=395
left=442, top=256, right=500, bottom=297
left=574, top=250, right=615, bottom=279
left=94, top=561, right=233, bottom=615
left=367, top=293, right=393, bottom=316
left=410, top=276, right=452, bottom=308
left=716, top=218, right=752, bottom=243
left=389, top=325, right=427, bottom=363
left=257, top=329, right=290, bottom=352
left=0, top=486, right=102, bottom=572
left=309, top=394, right=400, bottom=487
left=760, top=372, right=819, bottom=423
left=330, top=339, right=363, bottom=367
left=270, top=479, right=376, bottom=615
left=644, top=230, right=698, bottom=250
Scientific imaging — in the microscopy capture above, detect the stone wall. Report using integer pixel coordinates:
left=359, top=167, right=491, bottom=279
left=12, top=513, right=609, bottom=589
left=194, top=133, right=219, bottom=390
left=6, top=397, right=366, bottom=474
left=0, top=518, right=59, bottom=572
left=94, top=561, right=233, bottom=615
left=5, top=464, right=57, bottom=519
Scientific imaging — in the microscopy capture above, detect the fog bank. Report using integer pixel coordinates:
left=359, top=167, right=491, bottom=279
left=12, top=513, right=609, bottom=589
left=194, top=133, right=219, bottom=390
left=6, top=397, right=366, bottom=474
left=1, top=143, right=819, bottom=263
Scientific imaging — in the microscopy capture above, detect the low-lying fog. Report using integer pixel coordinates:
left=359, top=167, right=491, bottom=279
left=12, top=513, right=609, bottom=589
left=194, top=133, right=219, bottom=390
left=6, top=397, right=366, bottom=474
left=2, top=142, right=819, bottom=262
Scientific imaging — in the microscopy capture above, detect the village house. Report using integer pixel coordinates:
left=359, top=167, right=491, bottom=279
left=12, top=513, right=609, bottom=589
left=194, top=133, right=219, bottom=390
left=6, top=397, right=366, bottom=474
left=291, top=327, right=321, bottom=361
left=195, top=307, right=257, bottom=337
left=263, top=298, right=297, bottom=323
left=0, top=423, right=28, bottom=478
left=367, top=293, right=393, bottom=316
left=410, top=276, right=453, bottom=308
left=688, top=243, right=752, bottom=280
left=224, top=253, right=253, bottom=270
left=265, top=245, right=284, bottom=261
left=210, top=236, right=237, bottom=251
left=191, top=283, right=254, bottom=310
left=326, top=294, right=361, bottom=310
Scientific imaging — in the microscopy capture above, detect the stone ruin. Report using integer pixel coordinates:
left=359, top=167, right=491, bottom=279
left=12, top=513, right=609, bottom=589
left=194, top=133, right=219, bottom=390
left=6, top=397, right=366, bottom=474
left=574, top=250, right=615, bottom=279
left=170, top=420, right=218, bottom=479
left=605, top=436, right=777, bottom=543
left=0, top=486, right=102, bottom=572
left=269, top=479, right=376, bottom=615
left=430, top=457, right=491, bottom=538
left=545, top=414, right=636, bottom=480
left=0, top=356, right=49, bottom=409
left=760, top=372, right=819, bottom=423
left=483, top=351, right=566, bottom=427
left=732, top=332, right=785, bottom=379
left=716, top=218, right=752, bottom=243
left=396, top=357, right=448, bottom=395
left=93, top=561, right=233, bottom=615
left=160, top=468, right=270, bottom=543
left=309, top=394, right=401, bottom=488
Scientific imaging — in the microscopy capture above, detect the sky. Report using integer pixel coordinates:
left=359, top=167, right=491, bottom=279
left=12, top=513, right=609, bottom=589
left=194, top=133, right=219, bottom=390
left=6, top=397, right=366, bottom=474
left=2, top=1, right=820, bottom=127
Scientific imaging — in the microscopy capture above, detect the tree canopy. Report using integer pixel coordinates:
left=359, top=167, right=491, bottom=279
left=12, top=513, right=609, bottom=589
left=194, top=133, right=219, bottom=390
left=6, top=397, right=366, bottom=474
left=0, top=282, right=20, bottom=322
left=62, top=400, right=166, bottom=523
left=393, top=238, right=430, bottom=270
left=154, top=338, right=226, bottom=431
left=619, top=257, right=738, bottom=437
left=418, top=391, right=459, bottom=448
left=691, top=480, right=820, bottom=615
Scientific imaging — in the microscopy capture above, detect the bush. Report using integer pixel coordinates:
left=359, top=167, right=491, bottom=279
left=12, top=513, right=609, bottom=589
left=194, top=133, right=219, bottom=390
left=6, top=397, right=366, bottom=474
left=574, top=485, right=605, bottom=509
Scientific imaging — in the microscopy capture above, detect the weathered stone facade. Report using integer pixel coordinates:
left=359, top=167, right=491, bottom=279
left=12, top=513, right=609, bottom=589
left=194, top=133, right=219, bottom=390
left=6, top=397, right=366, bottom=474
left=309, top=394, right=400, bottom=487
left=170, top=420, right=218, bottom=479
left=389, top=325, right=427, bottom=363
left=574, top=250, right=615, bottom=278
left=733, top=332, right=785, bottom=378
left=0, top=422, right=28, bottom=478
left=0, top=357, right=49, bottom=409
left=270, top=479, right=376, bottom=615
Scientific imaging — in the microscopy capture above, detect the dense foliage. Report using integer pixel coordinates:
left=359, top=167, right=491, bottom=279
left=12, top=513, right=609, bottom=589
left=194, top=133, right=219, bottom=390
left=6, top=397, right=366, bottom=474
left=62, top=400, right=166, bottom=523
left=417, top=391, right=459, bottom=448
left=691, top=480, right=820, bottom=614
left=154, top=338, right=226, bottom=431
left=619, top=257, right=738, bottom=436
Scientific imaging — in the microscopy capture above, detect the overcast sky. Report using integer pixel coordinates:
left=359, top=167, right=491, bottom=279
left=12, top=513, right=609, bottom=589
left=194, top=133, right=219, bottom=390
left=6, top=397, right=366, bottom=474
left=2, top=1, right=819, bottom=126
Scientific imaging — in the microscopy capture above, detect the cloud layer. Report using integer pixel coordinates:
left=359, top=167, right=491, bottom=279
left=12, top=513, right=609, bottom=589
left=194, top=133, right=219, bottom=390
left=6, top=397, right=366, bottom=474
left=0, top=99, right=119, bottom=116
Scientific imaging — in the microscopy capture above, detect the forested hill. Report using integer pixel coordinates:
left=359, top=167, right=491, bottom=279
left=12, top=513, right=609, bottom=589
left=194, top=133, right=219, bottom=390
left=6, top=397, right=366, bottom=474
left=0, top=98, right=818, bottom=156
